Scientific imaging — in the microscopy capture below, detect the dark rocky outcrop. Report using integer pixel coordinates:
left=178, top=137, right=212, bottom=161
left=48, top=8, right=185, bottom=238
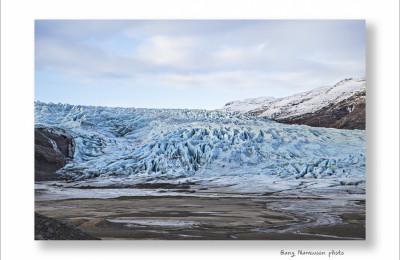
left=35, top=125, right=75, bottom=181
left=35, top=213, right=100, bottom=240
left=273, top=91, right=365, bottom=130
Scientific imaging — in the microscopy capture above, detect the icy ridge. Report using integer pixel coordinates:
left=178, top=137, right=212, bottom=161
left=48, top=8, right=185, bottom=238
left=223, top=96, right=275, bottom=113
left=35, top=102, right=365, bottom=181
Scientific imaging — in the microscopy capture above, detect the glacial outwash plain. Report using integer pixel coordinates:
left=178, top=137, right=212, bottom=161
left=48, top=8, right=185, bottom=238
left=34, top=98, right=365, bottom=240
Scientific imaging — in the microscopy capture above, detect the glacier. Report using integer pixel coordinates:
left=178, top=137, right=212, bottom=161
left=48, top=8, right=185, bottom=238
left=35, top=101, right=365, bottom=193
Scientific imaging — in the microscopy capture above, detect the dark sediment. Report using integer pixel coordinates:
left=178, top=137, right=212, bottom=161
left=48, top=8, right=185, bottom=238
left=35, top=195, right=365, bottom=240
left=35, top=213, right=100, bottom=240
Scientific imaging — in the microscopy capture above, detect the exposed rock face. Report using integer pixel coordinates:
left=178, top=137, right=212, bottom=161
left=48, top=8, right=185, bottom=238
left=272, top=91, right=365, bottom=130
left=35, top=125, right=75, bottom=181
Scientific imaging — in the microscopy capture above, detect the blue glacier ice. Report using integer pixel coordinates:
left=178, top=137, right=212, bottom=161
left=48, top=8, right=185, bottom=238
left=35, top=101, right=366, bottom=188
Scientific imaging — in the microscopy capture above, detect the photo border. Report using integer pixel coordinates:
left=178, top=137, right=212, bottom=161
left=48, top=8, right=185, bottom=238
left=1, top=0, right=399, bottom=259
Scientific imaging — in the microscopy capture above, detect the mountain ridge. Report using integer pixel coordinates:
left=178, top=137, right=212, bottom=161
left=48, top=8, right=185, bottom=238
left=220, top=78, right=366, bottom=130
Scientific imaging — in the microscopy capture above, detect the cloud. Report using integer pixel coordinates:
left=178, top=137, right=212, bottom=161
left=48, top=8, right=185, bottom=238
left=156, top=71, right=274, bottom=90
left=35, top=20, right=365, bottom=107
left=210, top=43, right=269, bottom=66
left=35, top=36, right=140, bottom=79
left=135, top=35, right=199, bottom=69
left=155, top=70, right=325, bottom=95
left=78, top=79, right=94, bottom=85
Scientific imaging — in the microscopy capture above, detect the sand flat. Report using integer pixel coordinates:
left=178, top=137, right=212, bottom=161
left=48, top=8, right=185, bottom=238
left=35, top=192, right=365, bottom=240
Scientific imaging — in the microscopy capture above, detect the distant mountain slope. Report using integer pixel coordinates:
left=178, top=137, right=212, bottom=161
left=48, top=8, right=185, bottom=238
left=222, top=96, right=275, bottom=113
left=219, top=78, right=366, bottom=129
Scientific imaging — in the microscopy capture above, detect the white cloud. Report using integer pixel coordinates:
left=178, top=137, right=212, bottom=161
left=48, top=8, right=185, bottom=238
left=78, top=79, right=94, bottom=84
left=211, top=42, right=269, bottom=65
left=135, top=35, right=199, bottom=69
left=156, top=71, right=283, bottom=92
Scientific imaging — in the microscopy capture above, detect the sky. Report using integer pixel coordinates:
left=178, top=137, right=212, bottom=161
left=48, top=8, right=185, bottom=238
left=35, top=20, right=365, bottom=109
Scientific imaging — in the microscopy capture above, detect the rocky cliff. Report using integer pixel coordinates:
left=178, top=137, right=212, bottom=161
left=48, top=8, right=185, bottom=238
left=35, top=125, right=75, bottom=181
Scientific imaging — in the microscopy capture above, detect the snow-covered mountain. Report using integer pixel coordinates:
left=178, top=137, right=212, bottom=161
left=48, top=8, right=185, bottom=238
left=35, top=102, right=365, bottom=188
left=222, top=96, right=275, bottom=114
left=220, top=78, right=366, bottom=129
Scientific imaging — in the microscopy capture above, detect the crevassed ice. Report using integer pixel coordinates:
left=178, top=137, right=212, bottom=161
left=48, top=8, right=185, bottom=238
left=35, top=102, right=366, bottom=181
